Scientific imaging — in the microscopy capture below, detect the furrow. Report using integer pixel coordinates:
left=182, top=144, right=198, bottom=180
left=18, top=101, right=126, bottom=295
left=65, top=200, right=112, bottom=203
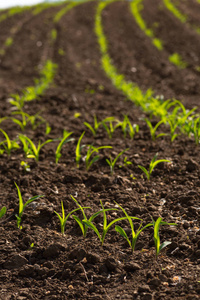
left=130, top=0, right=188, bottom=70
left=163, top=0, right=200, bottom=34
left=174, top=0, right=200, bottom=30
left=100, top=1, right=200, bottom=108
left=0, top=5, right=65, bottom=99
left=141, top=0, right=200, bottom=92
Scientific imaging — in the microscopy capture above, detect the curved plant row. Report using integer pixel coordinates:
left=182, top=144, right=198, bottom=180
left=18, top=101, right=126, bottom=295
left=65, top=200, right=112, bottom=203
left=0, top=5, right=32, bottom=23
left=8, top=59, right=57, bottom=111
left=95, top=1, right=200, bottom=143
left=130, top=0, right=188, bottom=69
left=0, top=1, right=73, bottom=58
left=163, top=0, right=200, bottom=34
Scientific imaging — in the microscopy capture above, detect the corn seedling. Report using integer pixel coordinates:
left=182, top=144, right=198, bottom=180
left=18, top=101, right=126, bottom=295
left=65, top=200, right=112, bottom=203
left=20, top=161, right=31, bottom=172
left=0, top=207, right=6, bottom=218
left=71, top=195, right=96, bottom=238
left=114, top=202, right=152, bottom=252
left=102, top=117, right=121, bottom=139
left=0, top=128, right=19, bottom=156
left=163, top=0, right=187, bottom=23
left=9, top=93, right=25, bottom=111
left=10, top=60, right=57, bottom=110
left=85, top=145, right=112, bottom=171
left=145, top=118, right=167, bottom=141
left=5, top=37, right=13, bottom=47
left=191, top=117, right=200, bottom=145
left=182, top=117, right=195, bottom=138
left=138, top=153, right=171, bottom=180
left=130, top=0, right=163, bottom=50
left=10, top=113, right=31, bottom=132
left=166, top=117, right=181, bottom=142
left=152, top=216, right=177, bottom=259
left=45, top=122, right=52, bottom=135
left=54, top=200, right=89, bottom=235
left=71, top=196, right=118, bottom=239
left=84, top=115, right=101, bottom=137
left=75, top=132, right=85, bottom=168
left=120, top=115, right=139, bottom=139
left=165, top=101, right=196, bottom=141
left=10, top=111, right=47, bottom=132
left=15, top=182, right=44, bottom=229
left=19, top=135, right=53, bottom=162
left=106, top=148, right=128, bottom=175
left=82, top=200, right=134, bottom=246
left=169, top=53, right=187, bottom=69
left=119, top=156, right=132, bottom=168
left=0, top=5, right=31, bottom=23
left=53, top=2, right=80, bottom=23
left=51, top=29, right=57, bottom=42
left=84, top=116, right=114, bottom=137
left=55, top=130, right=74, bottom=164
left=32, top=1, right=63, bottom=15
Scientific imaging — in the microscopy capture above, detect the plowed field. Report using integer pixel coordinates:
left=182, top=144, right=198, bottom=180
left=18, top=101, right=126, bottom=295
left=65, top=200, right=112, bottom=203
left=0, top=1, right=199, bottom=299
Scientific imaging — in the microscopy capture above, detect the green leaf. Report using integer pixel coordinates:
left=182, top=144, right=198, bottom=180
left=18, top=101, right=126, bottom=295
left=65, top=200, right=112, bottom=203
left=72, top=215, right=85, bottom=236
left=151, top=159, right=170, bottom=172
left=76, top=132, right=85, bottom=167
left=84, top=122, right=96, bottom=136
left=159, top=241, right=171, bottom=252
left=15, top=182, right=23, bottom=216
left=0, top=207, right=6, bottom=218
left=54, top=211, right=64, bottom=226
left=82, top=219, right=102, bottom=242
left=138, top=165, right=150, bottom=180
left=115, top=225, right=129, bottom=240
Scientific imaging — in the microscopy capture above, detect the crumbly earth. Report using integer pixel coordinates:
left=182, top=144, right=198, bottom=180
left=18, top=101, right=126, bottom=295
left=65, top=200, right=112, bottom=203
left=0, top=1, right=200, bottom=299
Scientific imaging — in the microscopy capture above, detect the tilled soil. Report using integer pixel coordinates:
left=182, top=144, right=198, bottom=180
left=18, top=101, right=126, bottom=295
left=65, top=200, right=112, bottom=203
left=0, top=1, right=200, bottom=299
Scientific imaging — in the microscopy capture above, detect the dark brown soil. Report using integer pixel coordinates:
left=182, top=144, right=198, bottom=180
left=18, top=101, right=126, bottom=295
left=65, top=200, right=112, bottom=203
left=0, top=1, right=200, bottom=299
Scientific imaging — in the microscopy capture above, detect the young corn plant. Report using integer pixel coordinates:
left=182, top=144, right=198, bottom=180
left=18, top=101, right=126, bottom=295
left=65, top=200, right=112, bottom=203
left=0, top=207, right=6, bottom=218
left=191, top=116, right=200, bottom=145
left=54, top=201, right=89, bottom=235
left=130, top=0, right=163, bottom=51
left=10, top=113, right=31, bottom=132
left=71, top=195, right=102, bottom=238
left=20, top=161, right=31, bottom=172
left=152, top=217, right=177, bottom=259
left=114, top=202, right=152, bottom=252
left=120, top=115, right=139, bottom=139
left=55, top=130, right=74, bottom=164
left=166, top=104, right=196, bottom=141
left=75, top=132, right=85, bottom=168
left=0, top=128, right=19, bottom=156
left=138, top=153, right=171, bottom=180
left=169, top=53, right=187, bottom=69
left=19, top=135, right=53, bottom=162
left=102, top=117, right=121, bottom=139
left=9, top=60, right=57, bottom=110
left=163, top=0, right=187, bottom=23
left=106, top=148, right=128, bottom=175
left=119, top=156, right=132, bottom=168
left=9, top=93, right=25, bottom=111
left=85, top=145, right=112, bottom=171
left=166, top=117, right=181, bottom=142
left=15, top=182, right=44, bottom=229
left=10, top=111, right=47, bottom=132
left=145, top=118, right=167, bottom=141
left=82, top=200, right=134, bottom=246
left=84, top=116, right=114, bottom=137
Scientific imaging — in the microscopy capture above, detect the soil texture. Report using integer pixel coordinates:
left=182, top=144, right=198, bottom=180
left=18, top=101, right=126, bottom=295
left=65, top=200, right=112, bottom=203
left=0, top=1, right=200, bottom=299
